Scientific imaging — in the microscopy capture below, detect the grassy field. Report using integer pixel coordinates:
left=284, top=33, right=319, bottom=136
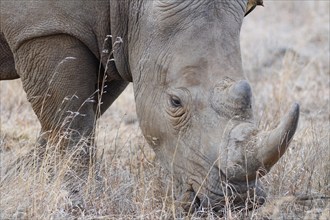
left=1, top=1, right=329, bottom=219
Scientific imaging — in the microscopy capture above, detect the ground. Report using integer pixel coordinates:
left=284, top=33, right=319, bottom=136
left=0, top=1, right=329, bottom=219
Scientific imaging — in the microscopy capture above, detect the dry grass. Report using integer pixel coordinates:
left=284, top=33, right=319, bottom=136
left=1, top=1, right=329, bottom=219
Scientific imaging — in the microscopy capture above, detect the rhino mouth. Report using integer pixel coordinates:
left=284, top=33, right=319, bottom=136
left=179, top=179, right=266, bottom=214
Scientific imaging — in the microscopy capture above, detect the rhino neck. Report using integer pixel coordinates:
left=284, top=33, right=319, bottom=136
left=110, top=0, right=143, bottom=82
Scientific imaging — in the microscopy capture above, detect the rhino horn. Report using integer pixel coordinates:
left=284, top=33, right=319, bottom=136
left=256, top=103, right=299, bottom=173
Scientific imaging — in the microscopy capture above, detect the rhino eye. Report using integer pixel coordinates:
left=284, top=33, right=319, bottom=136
left=166, top=92, right=191, bottom=130
left=170, top=96, right=182, bottom=108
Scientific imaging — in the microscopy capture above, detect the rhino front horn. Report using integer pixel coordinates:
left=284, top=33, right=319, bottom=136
left=256, top=103, right=300, bottom=173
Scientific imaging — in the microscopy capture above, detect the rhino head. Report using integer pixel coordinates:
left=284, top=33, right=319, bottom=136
left=111, top=0, right=299, bottom=212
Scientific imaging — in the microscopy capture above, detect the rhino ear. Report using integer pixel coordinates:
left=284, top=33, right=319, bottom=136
left=245, top=0, right=264, bottom=17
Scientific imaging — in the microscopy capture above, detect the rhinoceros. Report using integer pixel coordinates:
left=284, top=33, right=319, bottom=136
left=0, top=0, right=299, bottom=212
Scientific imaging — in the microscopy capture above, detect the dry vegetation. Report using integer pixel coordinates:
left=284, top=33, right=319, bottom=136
left=0, top=1, right=329, bottom=219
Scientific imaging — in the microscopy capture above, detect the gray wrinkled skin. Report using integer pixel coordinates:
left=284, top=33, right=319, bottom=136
left=0, top=0, right=299, bottom=212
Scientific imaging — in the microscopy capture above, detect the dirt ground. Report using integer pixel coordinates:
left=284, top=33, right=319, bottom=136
left=1, top=1, right=329, bottom=219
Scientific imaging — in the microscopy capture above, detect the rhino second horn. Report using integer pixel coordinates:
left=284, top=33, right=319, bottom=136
left=256, top=103, right=300, bottom=173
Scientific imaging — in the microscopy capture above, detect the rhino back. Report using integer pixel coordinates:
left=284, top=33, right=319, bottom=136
left=1, top=0, right=110, bottom=59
